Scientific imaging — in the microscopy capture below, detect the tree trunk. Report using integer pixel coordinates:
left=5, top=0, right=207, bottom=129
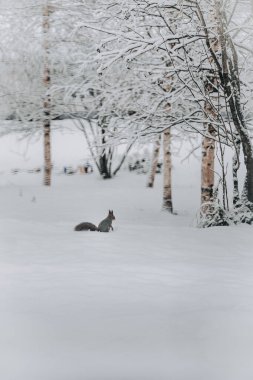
left=199, top=6, right=218, bottom=211
left=201, top=123, right=215, bottom=206
left=43, top=3, right=51, bottom=186
left=99, top=154, right=111, bottom=179
left=99, top=127, right=112, bottom=179
left=147, top=135, right=161, bottom=188
left=215, top=0, right=253, bottom=203
left=162, top=129, right=173, bottom=212
left=232, top=135, right=241, bottom=205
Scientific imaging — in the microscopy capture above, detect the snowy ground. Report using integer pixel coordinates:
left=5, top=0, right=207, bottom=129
left=1, top=168, right=253, bottom=380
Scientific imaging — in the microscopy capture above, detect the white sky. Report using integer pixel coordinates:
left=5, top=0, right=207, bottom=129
left=0, top=128, right=88, bottom=171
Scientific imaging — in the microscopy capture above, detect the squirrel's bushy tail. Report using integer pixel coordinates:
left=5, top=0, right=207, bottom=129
left=74, top=222, right=98, bottom=231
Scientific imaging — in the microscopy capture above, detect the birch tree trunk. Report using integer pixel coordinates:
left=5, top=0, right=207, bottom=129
left=201, top=123, right=215, bottom=205
left=43, top=3, right=51, bottom=186
left=199, top=5, right=219, bottom=210
left=147, top=135, right=161, bottom=188
left=163, top=129, right=173, bottom=212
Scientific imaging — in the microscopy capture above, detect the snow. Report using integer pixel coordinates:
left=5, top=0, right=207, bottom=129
left=1, top=166, right=253, bottom=380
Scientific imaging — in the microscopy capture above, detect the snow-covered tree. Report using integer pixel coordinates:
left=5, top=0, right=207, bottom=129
left=76, top=0, right=253, bottom=223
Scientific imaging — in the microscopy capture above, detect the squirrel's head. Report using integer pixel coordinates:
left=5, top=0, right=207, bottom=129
left=109, top=210, right=115, bottom=220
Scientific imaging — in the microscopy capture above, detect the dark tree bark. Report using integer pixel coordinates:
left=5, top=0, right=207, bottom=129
left=232, top=135, right=241, bottom=206
left=43, top=3, right=51, bottom=186
left=99, top=127, right=112, bottom=179
left=214, top=0, right=253, bottom=203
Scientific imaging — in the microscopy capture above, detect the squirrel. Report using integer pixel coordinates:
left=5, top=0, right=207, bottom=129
left=74, top=210, right=115, bottom=232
